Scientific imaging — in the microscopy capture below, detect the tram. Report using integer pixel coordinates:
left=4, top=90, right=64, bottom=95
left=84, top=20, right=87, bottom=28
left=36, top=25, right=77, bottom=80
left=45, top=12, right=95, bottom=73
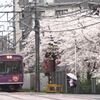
left=0, top=54, right=24, bottom=91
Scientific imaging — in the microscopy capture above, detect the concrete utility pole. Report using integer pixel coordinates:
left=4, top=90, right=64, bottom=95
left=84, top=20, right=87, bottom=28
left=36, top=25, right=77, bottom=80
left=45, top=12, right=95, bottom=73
left=13, top=0, right=16, bottom=53
left=34, top=0, right=40, bottom=92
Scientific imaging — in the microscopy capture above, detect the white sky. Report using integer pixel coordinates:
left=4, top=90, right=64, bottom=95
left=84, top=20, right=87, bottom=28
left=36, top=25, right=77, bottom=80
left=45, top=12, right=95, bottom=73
left=0, top=0, right=13, bottom=36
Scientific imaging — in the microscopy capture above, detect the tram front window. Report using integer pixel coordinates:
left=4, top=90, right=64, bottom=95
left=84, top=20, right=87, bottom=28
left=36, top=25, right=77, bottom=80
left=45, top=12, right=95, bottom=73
left=0, top=61, right=22, bottom=74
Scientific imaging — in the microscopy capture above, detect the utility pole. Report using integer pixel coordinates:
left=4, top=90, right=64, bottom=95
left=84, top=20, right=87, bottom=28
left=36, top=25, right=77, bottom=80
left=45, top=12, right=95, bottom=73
left=34, top=0, right=40, bottom=92
left=13, top=0, right=16, bottom=53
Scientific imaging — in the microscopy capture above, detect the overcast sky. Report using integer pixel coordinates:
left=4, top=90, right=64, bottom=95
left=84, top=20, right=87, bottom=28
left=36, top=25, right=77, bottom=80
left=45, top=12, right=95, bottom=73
left=0, top=0, right=13, bottom=36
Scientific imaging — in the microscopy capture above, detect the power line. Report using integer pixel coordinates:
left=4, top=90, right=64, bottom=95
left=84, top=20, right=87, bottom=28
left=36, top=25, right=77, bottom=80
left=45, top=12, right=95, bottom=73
left=42, top=21, right=100, bottom=33
left=0, top=0, right=98, bottom=53
left=29, top=0, right=88, bottom=11
left=40, top=10, right=100, bottom=32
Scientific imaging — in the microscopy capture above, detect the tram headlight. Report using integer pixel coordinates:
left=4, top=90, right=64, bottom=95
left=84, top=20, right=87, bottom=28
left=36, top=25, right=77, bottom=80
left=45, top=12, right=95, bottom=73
left=9, top=56, right=12, bottom=59
left=7, top=55, right=12, bottom=59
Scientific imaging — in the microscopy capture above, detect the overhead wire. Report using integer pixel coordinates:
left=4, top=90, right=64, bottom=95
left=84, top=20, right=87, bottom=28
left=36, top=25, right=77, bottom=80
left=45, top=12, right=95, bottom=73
left=40, top=9, right=88, bottom=34
left=41, top=0, right=100, bottom=19
left=40, top=9, right=100, bottom=31
left=1, top=0, right=99, bottom=48
left=0, top=2, right=35, bottom=48
left=39, top=0, right=89, bottom=19
left=41, top=16, right=100, bottom=34
left=40, top=2, right=100, bottom=33
left=12, top=0, right=91, bottom=37
left=42, top=21, right=100, bottom=33
left=5, top=4, right=35, bottom=46
left=40, top=10, right=86, bottom=29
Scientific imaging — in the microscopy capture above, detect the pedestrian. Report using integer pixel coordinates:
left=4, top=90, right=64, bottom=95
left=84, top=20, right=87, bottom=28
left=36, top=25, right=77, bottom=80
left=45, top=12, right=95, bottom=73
left=69, top=78, right=77, bottom=93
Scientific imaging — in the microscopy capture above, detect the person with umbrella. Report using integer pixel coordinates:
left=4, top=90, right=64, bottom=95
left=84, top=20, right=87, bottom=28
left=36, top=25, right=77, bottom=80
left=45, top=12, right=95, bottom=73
left=67, top=73, right=77, bottom=93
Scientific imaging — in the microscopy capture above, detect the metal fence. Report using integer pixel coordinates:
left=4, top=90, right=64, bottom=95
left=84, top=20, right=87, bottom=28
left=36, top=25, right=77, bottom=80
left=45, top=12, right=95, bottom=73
left=75, top=77, right=100, bottom=94
left=51, top=66, right=68, bottom=93
left=50, top=66, right=100, bottom=93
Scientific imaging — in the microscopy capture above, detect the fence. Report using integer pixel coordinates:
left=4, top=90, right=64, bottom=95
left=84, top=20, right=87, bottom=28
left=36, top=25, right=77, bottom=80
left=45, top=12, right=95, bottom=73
left=22, top=72, right=100, bottom=93
left=49, top=66, right=100, bottom=93
left=51, top=66, right=68, bottom=93
left=69, top=77, right=100, bottom=94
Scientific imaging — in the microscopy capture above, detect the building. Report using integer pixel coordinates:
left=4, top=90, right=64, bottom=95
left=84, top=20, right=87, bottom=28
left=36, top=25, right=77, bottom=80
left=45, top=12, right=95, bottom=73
left=14, top=0, right=100, bottom=54
left=88, top=0, right=100, bottom=9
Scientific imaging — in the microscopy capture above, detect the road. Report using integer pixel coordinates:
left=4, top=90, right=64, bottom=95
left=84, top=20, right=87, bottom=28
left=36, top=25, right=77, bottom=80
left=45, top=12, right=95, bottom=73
left=0, top=92, right=100, bottom=100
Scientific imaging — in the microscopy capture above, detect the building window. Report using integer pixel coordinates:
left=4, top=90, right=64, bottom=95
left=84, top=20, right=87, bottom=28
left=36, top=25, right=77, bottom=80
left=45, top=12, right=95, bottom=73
left=39, top=0, right=44, bottom=3
left=55, top=10, right=68, bottom=17
left=20, top=40, right=24, bottom=52
left=0, top=40, right=3, bottom=51
left=89, top=0, right=94, bottom=1
left=38, top=11, right=45, bottom=17
left=22, top=30, right=25, bottom=39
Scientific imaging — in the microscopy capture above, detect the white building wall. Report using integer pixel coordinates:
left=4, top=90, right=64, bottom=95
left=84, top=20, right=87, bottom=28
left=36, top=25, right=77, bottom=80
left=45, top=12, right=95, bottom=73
left=40, top=73, right=48, bottom=91
left=22, top=73, right=35, bottom=89
left=44, top=0, right=54, bottom=3
left=22, top=73, right=48, bottom=91
left=22, top=74, right=31, bottom=89
left=45, top=10, right=55, bottom=16
left=68, top=6, right=80, bottom=12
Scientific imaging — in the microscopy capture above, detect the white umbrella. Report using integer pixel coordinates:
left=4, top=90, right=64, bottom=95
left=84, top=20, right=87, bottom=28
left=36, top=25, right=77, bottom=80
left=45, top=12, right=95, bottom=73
left=67, top=73, right=77, bottom=80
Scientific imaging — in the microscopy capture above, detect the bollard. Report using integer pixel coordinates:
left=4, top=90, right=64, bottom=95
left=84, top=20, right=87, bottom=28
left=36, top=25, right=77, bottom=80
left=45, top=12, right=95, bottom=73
left=91, top=78, right=96, bottom=93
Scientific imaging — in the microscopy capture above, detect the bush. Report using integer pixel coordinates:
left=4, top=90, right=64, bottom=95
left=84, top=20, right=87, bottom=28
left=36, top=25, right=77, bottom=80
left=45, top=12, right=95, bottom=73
left=96, top=83, right=100, bottom=93
left=79, top=79, right=91, bottom=93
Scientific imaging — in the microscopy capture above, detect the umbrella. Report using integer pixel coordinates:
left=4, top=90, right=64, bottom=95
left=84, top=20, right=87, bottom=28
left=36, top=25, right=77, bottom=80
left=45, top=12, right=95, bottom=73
left=67, top=73, right=77, bottom=80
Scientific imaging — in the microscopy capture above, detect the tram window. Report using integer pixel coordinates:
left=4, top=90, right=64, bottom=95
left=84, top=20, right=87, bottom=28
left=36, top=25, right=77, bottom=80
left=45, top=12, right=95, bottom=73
left=0, top=62, right=6, bottom=74
left=0, top=61, right=22, bottom=74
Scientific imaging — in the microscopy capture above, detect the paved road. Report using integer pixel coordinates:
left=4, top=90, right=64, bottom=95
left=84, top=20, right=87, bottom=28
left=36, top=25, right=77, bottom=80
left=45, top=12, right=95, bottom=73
left=0, top=92, right=99, bottom=100
left=66, top=94, right=100, bottom=100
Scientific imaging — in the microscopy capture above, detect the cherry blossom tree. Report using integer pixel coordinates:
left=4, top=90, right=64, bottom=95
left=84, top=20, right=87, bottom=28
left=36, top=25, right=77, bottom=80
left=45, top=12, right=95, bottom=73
left=21, top=9, right=100, bottom=78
